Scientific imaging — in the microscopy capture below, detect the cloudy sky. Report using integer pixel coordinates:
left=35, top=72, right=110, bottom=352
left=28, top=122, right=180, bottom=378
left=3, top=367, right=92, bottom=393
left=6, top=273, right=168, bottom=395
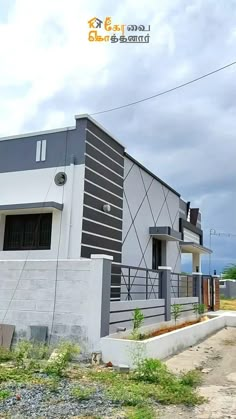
left=0, top=0, right=235, bottom=274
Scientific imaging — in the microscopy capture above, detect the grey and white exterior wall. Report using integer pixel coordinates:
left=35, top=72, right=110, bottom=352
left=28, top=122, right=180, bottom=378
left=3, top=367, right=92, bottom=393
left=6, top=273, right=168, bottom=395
left=0, top=114, right=207, bottom=273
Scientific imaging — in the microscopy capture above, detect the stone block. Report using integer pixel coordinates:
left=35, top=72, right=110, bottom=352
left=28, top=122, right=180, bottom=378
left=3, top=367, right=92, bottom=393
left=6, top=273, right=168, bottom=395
left=30, top=326, right=48, bottom=342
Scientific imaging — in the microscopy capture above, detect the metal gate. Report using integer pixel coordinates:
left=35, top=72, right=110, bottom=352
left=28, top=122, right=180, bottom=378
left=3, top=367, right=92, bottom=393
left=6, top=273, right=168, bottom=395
left=202, top=275, right=215, bottom=311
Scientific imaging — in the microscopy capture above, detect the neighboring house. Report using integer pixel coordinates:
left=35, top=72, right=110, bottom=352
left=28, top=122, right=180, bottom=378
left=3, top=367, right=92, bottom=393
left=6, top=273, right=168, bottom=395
left=220, top=279, right=236, bottom=298
left=0, top=114, right=211, bottom=274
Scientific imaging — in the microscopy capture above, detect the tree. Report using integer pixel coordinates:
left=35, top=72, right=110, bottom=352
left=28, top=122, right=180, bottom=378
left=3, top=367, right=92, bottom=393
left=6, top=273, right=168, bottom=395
left=223, top=264, right=236, bottom=280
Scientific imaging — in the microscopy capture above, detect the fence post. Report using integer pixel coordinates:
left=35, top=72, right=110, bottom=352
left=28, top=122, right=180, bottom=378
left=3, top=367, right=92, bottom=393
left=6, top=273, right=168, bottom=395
left=159, top=266, right=172, bottom=321
left=192, top=271, right=202, bottom=304
left=146, top=269, right=148, bottom=299
left=88, top=254, right=113, bottom=350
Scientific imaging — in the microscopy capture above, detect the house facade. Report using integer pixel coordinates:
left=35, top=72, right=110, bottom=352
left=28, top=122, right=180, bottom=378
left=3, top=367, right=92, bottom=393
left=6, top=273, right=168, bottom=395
left=0, top=114, right=210, bottom=274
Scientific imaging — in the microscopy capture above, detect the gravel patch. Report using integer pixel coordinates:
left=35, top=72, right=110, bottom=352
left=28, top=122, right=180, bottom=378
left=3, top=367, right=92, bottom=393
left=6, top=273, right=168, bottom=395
left=0, top=379, right=120, bottom=418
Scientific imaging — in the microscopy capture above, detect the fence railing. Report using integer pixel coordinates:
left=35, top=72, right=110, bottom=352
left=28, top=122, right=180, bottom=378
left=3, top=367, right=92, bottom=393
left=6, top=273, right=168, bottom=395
left=111, top=264, right=160, bottom=301
left=170, top=273, right=196, bottom=297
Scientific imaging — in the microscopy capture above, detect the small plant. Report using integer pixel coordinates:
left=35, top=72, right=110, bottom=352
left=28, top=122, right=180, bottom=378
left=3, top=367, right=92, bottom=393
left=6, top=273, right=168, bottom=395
left=45, top=341, right=80, bottom=377
left=14, top=340, right=50, bottom=367
left=192, top=303, right=206, bottom=319
left=125, top=405, right=155, bottom=419
left=0, top=389, right=12, bottom=400
left=180, top=370, right=202, bottom=387
left=131, top=308, right=144, bottom=339
left=46, top=377, right=60, bottom=392
left=71, top=386, right=95, bottom=400
left=172, top=303, right=182, bottom=326
left=0, top=347, right=15, bottom=363
left=134, top=358, right=172, bottom=384
left=107, top=382, right=146, bottom=406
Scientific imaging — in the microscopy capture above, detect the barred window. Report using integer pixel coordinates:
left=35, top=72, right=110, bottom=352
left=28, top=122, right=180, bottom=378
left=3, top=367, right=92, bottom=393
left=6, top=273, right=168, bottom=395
left=3, top=213, right=52, bottom=251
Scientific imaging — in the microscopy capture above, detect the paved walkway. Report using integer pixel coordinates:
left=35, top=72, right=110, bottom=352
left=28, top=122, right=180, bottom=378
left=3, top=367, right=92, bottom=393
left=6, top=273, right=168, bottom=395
left=160, top=327, right=236, bottom=419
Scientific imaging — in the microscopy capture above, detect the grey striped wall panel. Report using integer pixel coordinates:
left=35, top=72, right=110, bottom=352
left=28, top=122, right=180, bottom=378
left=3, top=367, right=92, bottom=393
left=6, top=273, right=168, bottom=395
left=81, top=121, right=124, bottom=269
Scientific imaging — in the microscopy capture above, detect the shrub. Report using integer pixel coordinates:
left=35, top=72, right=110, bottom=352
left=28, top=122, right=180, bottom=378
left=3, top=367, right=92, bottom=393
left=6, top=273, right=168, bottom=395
left=180, top=370, right=202, bottom=387
left=14, top=340, right=50, bottom=367
left=107, top=382, right=146, bottom=406
left=155, top=381, right=204, bottom=406
left=133, top=358, right=173, bottom=384
left=0, top=347, right=15, bottom=363
left=45, top=341, right=80, bottom=377
left=125, top=405, right=155, bottom=419
left=71, top=386, right=95, bottom=400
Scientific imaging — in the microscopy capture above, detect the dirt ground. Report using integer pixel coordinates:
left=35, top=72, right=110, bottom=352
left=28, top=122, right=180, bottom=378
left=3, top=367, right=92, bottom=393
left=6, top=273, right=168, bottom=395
left=159, top=327, right=236, bottom=419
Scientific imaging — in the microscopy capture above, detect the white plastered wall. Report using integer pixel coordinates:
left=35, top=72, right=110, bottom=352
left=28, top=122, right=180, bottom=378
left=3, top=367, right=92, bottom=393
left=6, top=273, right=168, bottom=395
left=0, top=164, right=85, bottom=260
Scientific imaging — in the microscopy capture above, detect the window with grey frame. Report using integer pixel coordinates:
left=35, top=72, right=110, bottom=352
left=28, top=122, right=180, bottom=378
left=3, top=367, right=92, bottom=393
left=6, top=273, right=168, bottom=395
left=3, top=213, right=52, bottom=251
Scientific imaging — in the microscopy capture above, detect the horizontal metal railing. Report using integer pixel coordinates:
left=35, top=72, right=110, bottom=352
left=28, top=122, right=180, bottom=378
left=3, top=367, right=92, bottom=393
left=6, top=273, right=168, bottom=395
left=170, top=273, right=196, bottom=298
left=111, top=264, right=160, bottom=301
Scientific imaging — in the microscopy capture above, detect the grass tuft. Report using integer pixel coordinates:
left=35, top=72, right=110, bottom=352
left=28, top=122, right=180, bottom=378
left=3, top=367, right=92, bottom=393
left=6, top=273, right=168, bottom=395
left=71, top=386, right=95, bottom=400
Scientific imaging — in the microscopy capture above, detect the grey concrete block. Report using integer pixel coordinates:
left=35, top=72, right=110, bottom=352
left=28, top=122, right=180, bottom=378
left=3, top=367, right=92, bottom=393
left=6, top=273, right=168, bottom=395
left=57, top=260, right=91, bottom=271
left=0, top=270, right=21, bottom=280
left=18, top=279, right=55, bottom=290
left=52, top=324, right=68, bottom=335
left=0, top=290, right=15, bottom=299
left=54, top=313, right=83, bottom=325
left=30, top=326, right=48, bottom=342
left=9, top=300, right=36, bottom=311
left=20, top=270, right=56, bottom=281
left=14, top=289, right=56, bottom=301
left=36, top=300, right=54, bottom=312
left=70, top=325, right=83, bottom=335
left=0, top=280, right=18, bottom=290
left=57, top=270, right=86, bottom=282
left=0, top=261, right=25, bottom=270
left=24, top=261, right=58, bottom=271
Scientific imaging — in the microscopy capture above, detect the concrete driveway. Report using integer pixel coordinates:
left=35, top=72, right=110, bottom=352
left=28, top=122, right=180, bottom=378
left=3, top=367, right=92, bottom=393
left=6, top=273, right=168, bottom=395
left=159, top=327, right=236, bottom=419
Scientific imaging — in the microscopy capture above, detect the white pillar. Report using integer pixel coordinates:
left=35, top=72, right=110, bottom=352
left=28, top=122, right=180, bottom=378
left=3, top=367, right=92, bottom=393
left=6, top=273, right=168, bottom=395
left=192, top=253, right=201, bottom=273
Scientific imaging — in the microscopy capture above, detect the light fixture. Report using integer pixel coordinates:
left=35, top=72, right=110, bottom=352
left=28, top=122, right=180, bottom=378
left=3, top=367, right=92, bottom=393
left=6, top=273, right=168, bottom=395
left=102, top=203, right=111, bottom=213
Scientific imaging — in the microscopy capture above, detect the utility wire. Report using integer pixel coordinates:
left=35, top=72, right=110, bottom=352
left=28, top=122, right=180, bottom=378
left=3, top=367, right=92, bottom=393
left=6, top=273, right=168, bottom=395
left=91, top=60, right=236, bottom=115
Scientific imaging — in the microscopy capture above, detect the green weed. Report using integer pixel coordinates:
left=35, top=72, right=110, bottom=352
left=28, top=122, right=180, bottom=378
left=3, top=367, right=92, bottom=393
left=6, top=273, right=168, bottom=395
left=125, top=405, right=155, bottom=419
left=180, top=370, right=202, bottom=387
left=71, top=386, right=95, bottom=400
left=133, top=358, right=173, bottom=384
left=0, top=347, right=15, bottom=363
left=44, top=341, right=80, bottom=377
left=0, top=389, right=12, bottom=400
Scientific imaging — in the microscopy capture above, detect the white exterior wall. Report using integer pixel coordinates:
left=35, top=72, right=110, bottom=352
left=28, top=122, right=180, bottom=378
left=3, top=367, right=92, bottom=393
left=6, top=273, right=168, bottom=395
left=122, top=157, right=181, bottom=273
left=0, top=164, right=85, bottom=260
left=183, top=228, right=200, bottom=244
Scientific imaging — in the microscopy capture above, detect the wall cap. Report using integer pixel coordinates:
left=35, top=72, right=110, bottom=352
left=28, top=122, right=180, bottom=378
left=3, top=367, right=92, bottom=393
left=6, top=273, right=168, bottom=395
left=192, top=272, right=203, bottom=275
left=91, top=254, right=113, bottom=261
left=158, top=266, right=172, bottom=271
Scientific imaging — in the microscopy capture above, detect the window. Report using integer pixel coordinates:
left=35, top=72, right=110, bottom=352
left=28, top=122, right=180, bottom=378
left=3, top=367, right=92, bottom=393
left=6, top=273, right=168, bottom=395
left=152, top=238, right=162, bottom=270
left=36, top=140, right=47, bottom=162
left=3, top=213, right=52, bottom=251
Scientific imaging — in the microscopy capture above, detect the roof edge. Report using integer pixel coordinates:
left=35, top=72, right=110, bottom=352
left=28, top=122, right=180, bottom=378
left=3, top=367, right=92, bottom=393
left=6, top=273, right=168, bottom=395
left=75, top=114, right=125, bottom=148
left=124, top=152, right=181, bottom=197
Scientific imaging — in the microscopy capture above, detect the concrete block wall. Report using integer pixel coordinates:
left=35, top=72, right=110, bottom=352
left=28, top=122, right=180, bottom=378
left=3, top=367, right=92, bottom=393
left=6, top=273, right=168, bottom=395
left=109, top=299, right=165, bottom=334
left=0, top=255, right=112, bottom=351
left=171, top=297, right=198, bottom=320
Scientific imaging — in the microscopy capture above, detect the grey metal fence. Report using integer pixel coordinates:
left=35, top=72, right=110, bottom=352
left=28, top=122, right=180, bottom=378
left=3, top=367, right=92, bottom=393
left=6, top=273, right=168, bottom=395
left=111, top=264, right=160, bottom=301
left=170, top=273, right=196, bottom=297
